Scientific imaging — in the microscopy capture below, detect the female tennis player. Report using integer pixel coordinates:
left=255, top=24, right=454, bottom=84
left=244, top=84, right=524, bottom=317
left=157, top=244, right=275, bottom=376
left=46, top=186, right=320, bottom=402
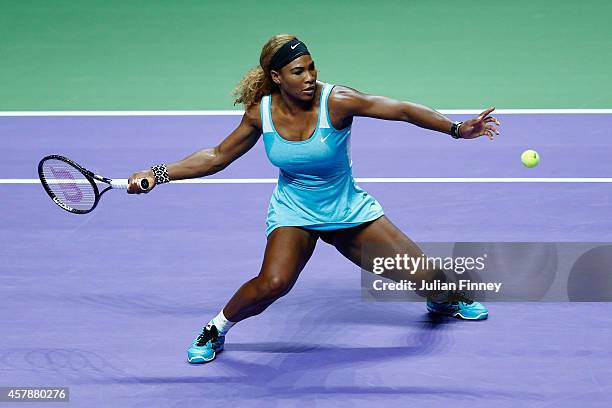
left=128, top=34, right=501, bottom=364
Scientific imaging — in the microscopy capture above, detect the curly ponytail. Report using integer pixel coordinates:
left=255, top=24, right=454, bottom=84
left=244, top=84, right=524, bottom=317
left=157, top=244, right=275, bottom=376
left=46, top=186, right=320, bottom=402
left=233, top=34, right=297, bottom=109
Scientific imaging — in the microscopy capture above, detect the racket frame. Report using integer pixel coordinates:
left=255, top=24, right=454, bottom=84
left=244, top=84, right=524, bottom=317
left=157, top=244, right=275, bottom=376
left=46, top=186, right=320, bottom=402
left=38, top=154, right=116, bottom=214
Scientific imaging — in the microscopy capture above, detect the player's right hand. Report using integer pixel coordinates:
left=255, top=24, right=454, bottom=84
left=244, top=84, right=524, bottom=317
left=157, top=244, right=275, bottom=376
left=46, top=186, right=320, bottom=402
left=128, top=170, right=156, bottom=194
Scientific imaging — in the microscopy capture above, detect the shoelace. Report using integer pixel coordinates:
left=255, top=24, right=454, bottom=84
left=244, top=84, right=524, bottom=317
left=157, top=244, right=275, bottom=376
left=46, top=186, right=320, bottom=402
left=196, top=325, right=219, bottom=347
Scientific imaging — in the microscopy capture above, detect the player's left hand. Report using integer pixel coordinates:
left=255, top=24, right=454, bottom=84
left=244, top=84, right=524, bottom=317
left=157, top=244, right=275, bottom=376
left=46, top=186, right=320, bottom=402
left=459, top=107, right=501, bottom=140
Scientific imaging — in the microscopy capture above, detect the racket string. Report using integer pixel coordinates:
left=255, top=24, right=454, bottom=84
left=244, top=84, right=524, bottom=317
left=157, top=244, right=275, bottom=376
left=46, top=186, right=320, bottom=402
left=41, top=160, right=97, bottom=211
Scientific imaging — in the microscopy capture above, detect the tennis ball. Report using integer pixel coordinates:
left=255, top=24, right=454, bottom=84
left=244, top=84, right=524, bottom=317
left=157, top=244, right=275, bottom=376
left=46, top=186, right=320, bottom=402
left=521, top=150, right=540, bottom=168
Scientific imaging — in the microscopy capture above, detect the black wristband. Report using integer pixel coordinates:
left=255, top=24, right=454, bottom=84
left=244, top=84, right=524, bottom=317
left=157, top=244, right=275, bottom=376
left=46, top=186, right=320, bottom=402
left=450, top=121, right=463, bottom=139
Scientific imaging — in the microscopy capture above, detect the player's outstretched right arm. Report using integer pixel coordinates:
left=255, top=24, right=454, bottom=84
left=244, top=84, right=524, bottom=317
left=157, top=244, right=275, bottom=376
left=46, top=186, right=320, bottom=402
left=128, top=104, right=262, bottom=194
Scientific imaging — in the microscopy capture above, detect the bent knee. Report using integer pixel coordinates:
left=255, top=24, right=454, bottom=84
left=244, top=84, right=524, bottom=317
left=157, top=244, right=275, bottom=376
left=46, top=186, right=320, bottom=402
left=258, top=275, right=292, bottom=300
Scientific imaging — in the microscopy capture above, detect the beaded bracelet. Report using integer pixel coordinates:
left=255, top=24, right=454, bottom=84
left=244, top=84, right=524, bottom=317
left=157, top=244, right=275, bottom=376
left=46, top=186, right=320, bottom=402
left=450, top=121, right=463, bottom=139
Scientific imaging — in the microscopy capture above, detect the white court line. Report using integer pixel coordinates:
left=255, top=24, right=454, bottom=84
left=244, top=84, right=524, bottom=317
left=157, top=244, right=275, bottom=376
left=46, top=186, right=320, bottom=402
left=1, top=109, right=612, bottom=117
left=3, top=178, right=612, bottom=184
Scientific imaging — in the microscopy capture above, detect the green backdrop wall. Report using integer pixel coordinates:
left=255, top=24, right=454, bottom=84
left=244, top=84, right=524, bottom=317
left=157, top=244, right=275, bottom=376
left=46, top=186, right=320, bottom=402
left=1, top=0, right=610, bottom=110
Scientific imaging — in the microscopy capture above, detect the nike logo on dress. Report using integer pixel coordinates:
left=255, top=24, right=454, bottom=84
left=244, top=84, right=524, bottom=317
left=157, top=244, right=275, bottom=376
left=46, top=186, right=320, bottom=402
left=321, top=134, right=330, bottom=142
left=291, top=43, right=299, bottom=49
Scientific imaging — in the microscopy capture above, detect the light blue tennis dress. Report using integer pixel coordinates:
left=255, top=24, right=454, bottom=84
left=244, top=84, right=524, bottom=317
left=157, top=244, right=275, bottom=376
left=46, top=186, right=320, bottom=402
left=261, top=83, right=384, bottom=237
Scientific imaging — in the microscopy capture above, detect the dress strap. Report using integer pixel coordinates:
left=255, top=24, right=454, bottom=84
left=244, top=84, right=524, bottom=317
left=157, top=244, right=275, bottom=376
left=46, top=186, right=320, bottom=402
left=260, top=94, right=273, bottom=133
left=318, top=83, right=334, bottom=129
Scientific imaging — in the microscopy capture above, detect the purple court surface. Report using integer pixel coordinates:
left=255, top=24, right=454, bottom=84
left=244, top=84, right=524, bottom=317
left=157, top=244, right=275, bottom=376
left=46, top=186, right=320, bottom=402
left=1, top=114, right=612, bottom=407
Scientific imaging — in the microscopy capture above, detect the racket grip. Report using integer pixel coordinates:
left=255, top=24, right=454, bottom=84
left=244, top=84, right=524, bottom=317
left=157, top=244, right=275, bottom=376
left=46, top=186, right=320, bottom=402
left=110, top=178, right=149, bottom=191
left=110, top=179, right=129, bottom=189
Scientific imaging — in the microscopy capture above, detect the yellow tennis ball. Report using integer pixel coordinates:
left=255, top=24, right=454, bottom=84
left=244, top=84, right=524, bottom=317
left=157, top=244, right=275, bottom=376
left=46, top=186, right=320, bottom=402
left=521, top=150, right=540, bottom=168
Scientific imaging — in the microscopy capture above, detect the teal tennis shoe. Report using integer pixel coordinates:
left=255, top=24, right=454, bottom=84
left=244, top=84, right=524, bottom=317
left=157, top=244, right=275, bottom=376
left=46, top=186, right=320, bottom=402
left=187, top=324, right=225, bottom=364
left=427, top=292, right=488, bottom=320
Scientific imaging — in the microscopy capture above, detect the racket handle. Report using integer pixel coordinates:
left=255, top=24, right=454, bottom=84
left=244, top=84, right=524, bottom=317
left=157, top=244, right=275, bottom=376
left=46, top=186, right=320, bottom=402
left=110, top=178, right=149, bottom=191
left=110, top=179, right=129, bottom=189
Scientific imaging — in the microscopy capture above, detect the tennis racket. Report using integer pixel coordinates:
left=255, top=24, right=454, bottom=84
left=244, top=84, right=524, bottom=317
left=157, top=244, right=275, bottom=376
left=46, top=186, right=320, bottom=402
left=38, top=154, right=149, bottom=214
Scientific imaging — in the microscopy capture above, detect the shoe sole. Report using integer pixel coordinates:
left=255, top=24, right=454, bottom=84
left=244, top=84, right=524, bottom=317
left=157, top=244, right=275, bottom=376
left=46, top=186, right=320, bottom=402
left=454, top=311, right=488, bottom=320
left=187, top=346, right=224, bottom=364
left=427, top=307, right=488, bottom=320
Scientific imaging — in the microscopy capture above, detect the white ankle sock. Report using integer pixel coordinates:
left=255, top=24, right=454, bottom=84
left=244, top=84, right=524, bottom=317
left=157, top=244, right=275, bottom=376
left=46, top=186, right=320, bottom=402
left=208, top=310, right=235, bottom=336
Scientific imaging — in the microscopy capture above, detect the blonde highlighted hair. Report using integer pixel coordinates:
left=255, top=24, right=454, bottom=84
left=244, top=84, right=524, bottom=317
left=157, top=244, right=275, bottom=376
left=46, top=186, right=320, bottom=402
left=233, top=34, right=298, bottom=109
